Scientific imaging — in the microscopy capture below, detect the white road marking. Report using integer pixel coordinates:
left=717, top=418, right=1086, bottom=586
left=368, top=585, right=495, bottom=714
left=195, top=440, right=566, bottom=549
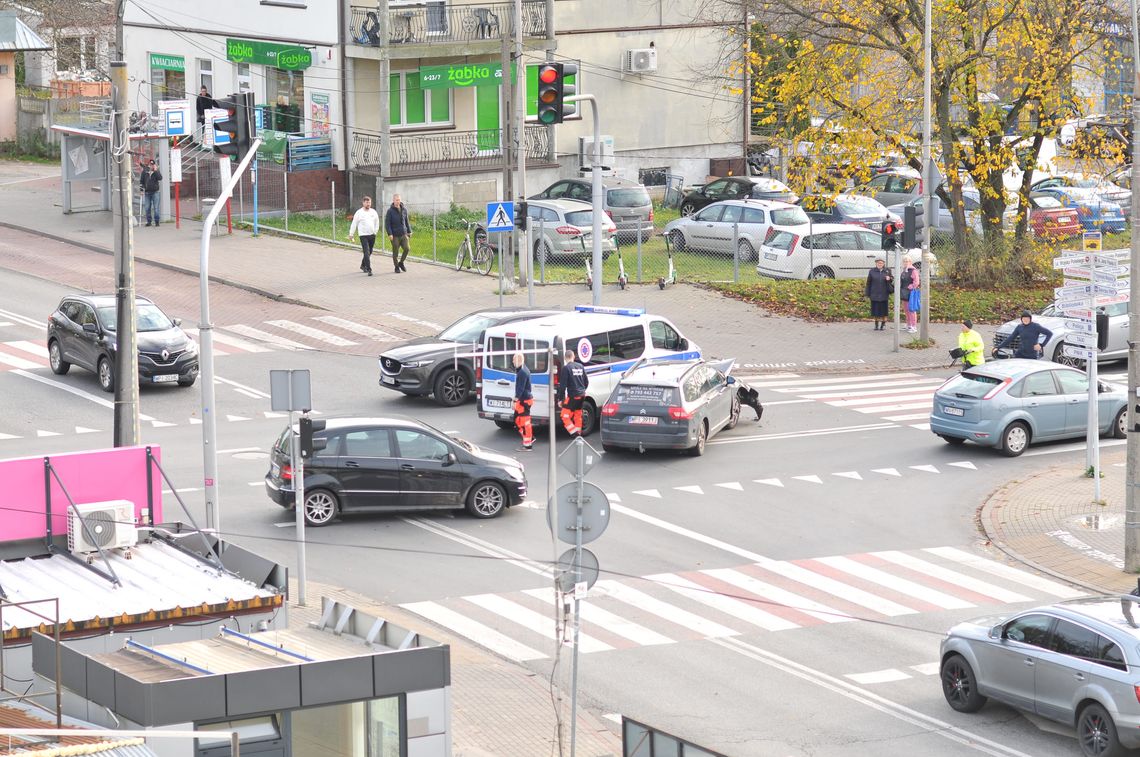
left=710, top=422, right=896, bottom=446
left=209, top=329, right=273, bottom=353
left=264, top=411, right=287, bottom=418
left=214, top=375, right=272, bottom=399
left=524, top=587, right=674, bottom=647
left=218, top=447, right=264, bottom=454
left=792, top=475, right=822, bottom=484
left=813, top=556, right=974, bottom=610
left=314, top=315, right=397, bottom=341
left=884, top=412, right=931, bottom=421
left=674, top=485, right=704, bottom=495
left=845, top=669, right=911, bottom=685
left=715, top=482, right=743, bottom=491
left=0, top=351, right=41, bottom=369
left=225, top=324, right=309, bottom=350
left=633, top=489, right=661, bottom=498
left=647, top=573, right=798, bottom=631
left=149, top=420, right=176, bottom=428
left=855, top=402, right=932, bottom=413
left=909, top=423, right=931, bottom=431
left=36, top=430, right=60, bottom=437
left=948, top=461, right=977, bottom=470
left=754, top=478, right=783, bottom=487
left=400, top=601, right=548, bottom=662
left=266, top=319, right=358, bottom=347
left=404, top=517, right=551, bottom=578
left=606, top=493, right=621, bottom=502
left=384, top=311, right=444, bottom=330
left=0, top=307, right=44, bottom=328
left=75, top=426, right=99, bottom=434
left=830, top=392, right=935, bottom=407
left=751, top=559, right=917, bottom=617
left=763, top=399, right=815, bottom=406
left=0, top=432, right=20, bottom=440
left=910, top=662, right=941, bottom=676
left=594, top=580, right=738, bottom=639
left=751, top=373, right=924, bottom=388
left=189, top=418, right=202, bottom=425
left=910, top=464, right=939, bottom=473
left=0, top=322, right=11, bottom=327
left=464, top=593, right=614, bottom=653
left=226, top=415, right=251, bottom=422
left=833, top=471, right=862, bottom=480
left=705, top=568, right=853, bottom=624
left=870, top=551, right=1031, bottom=604
left=11, top=370, right=157, bottom=421
left=1023, top=439, right=1125, bottom=457
left=871, top=468, right=901, bottom=477
left=923, top=547, right=1083, bottom=598
left=796, top=381, right=946, bottom=398
left=6, top=340, right=49, bottom=358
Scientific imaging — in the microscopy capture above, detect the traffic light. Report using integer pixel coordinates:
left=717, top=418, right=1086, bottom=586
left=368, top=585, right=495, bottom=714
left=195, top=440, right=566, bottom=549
left=903, top=204, right=920, bottom=248
left=536, top=62, right=577, bottom=124
left=299, top=415, right=326, bottom=460
left=213, top=92, right=255, bottom=163
left=1097, top=311, right=1110, bottom=350
left=516, top=201, right=528, bottom=231
left=882, top=221, right=899, bottom=251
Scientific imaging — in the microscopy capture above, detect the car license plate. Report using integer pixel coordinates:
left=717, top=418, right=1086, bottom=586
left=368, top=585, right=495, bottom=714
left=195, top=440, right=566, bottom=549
left=486, top=397, right=512, bottom=409
left=271, top=463, right=280, bottom=477
left=153, top=374, right=178, bottom=383
left=380, top=375, right=396, bottom=385
left=764, top=252, right=778, bottom=261
left=1059, top=216, right=1071, bottom=223
left=943, top=406, right=964, bottom=416
left=628, top=416, right=659, bottom=425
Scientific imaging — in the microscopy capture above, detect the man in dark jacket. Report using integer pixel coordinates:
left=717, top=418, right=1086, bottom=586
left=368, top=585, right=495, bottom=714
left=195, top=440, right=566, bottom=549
left=557, top=349, right=590, bottom=436
left=385, top=194, right=412, bottom=273
left=512, top=352, right=534, bottom=450
left=195, top=86, right=217, bottom=126
left=994, top=310, right=1053, bottom=359
left=864, top=257, right=893, bottom=331
left=140, top=159, right=162, bottom=227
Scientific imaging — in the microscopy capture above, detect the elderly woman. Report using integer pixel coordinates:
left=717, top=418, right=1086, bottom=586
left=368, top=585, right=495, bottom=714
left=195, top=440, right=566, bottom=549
left=900, top=255, right=919, bottom=333
left=864, top=257, right=893, bottom=331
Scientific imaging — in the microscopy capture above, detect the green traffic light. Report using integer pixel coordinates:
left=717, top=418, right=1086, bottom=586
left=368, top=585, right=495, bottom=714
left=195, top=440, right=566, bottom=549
left=538, top=110, right=558, bottom=124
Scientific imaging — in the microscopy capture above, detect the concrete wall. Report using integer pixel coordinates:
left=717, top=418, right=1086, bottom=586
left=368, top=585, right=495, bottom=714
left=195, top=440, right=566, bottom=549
left=123, top=1, right=336, bottom=44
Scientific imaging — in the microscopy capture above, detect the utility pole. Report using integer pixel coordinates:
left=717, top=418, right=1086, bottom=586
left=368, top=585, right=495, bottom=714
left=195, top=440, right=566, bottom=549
left=741, top=8, right=750, bottom=170
left=111, top=0, right=138, bottom=447
left=1124, top=0, right=1140, bottom=572
left=918, top=0, right=932, bottom=343
left=515, top=0, right=529, bottom=295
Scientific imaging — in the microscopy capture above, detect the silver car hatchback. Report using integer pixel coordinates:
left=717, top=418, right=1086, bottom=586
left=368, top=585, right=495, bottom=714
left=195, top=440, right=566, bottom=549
left=941, top=596, right=1140, bottom=756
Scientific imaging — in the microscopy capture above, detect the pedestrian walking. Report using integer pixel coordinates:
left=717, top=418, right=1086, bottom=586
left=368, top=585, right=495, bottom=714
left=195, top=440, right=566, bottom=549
left=993, top=310, right=1053, bottom=359
left=901, top=255, right=919, bottom=332
left=139, top=159, right=162, bottom=227
left=950, top=319, right=986, bottom=370
left=512, top=352, right=534, bottom=450
left=557, top=349, right=589, bottom=436
left=864, top=257, right=894, bottom=331
left=348, top=196, right=380, bottom=276
left=195, top=86, right=217, bottom=126
left=385, top=194, right=412, bottom=273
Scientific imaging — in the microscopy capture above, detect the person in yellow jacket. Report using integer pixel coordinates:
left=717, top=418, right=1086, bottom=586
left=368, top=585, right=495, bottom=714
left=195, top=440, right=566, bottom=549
left=956, top=319, right=985, bottom=370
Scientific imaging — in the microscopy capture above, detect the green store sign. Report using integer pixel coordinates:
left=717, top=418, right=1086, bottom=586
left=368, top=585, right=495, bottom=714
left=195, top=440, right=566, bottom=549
left=149, top=53, right=184, bottom=72
left=420, top=62, right=508, bottom=89
left=226, top=38, right=312, bottom=71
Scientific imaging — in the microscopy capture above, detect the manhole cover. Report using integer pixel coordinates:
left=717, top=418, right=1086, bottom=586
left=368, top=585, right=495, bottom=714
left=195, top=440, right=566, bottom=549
left=232, top=451, right=268, bottom=460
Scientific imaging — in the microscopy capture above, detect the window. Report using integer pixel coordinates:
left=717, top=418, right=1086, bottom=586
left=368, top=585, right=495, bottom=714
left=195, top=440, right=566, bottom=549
left=395, top=430, right=450, bottom=461
left=703, top=366, right=725, bottom=393
left=1004, top=614, right=1053, bottom=646
left=865, top=175, right=890, bottom=192
left=570, top=331, right=611, bottom=365
left=1054, top=370, right=1089, bottom=395
left=856, top=230, right=880, bottom=249
left=1099, top=637, right=1128, bottom=671
left=771, top=207, right=809, bottom=226
left=198, top=58, right=213, bottom=94
left=608, top=326, right=646, bottom=361
left=639, top=167, right=668, bottom=187
left=650, top=321, right=682, bottom=350
left=76, top=304, right=97, bottom=327
left=702, top=180, right=730, bottom=199
left=693, top=206, right=724, bottom=222
left=237, top=63, right=252, bottom=94
left=487, top=336, right=548, bottom=372
left=720, top=204, right=744, bottom=224
left=56, top=37, right=84, bottom=72
left=827, top=231, right=858, bottom=250
left=1050, top=620, right=1102, bottom=664
left=390, top=71, right=452, bottom=129
left=887, top=176, right=918, bottom=194
left=741, top=207, right=766, bottom=224
left=1020, top=372, right=1057, bottom=397
left=344, top=429, right=393, bottom=457
left=682, top=371, right=703, bottom=402
left=61, top=301, right=81, bottom=323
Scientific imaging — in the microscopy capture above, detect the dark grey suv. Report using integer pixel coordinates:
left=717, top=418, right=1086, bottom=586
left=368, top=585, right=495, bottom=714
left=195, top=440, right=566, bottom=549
left=264, top=416, right=528, bottom=525
left=379, top=308, right=560, bottom=406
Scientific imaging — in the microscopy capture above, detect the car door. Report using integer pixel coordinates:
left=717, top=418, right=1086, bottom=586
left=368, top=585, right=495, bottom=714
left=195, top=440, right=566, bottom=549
left=1034, top=619, right=1096, bottom=722
left=72, top=302, right=102, bottom=371
left=688, top=204, right=725, bottom=250
left=855, top=230, right=882, bottom=270
left=1016, top=371, right=1068, bottom=439
left=53, top=300, right=85, bottom=366
left=701, top=364, right=733, bottom=433
left=1052, top=369, right=1093, bottom=436
left=973, top=613, right=1054, bottom=712
left=708, top=203, right=744, bottom=254
left=727, top=178, right=752, bottom=200
left=699, top=179, right=732, bottom=208
left=1101, top=302, right=1129, bottom=358
left=823, top=230, right=862, bottom=277
left=337, top=428, right=400, bottom=510
left=394, top=429, right=466, bottom=507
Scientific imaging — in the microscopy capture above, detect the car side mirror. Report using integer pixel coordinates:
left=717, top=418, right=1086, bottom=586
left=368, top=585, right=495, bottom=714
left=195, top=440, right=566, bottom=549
left=989, top=624, right=1003, bottom=640
left=678, top=338, right=689, bottom=351
left=1099, top=382, right=1109, bottom=393
left=173, top=317, right=182, bottom=327
left=443, top=452, right=457, bottom=467
left=726, top=376, right=736, bottom=385
left=82, top=323, right=98, bottom=334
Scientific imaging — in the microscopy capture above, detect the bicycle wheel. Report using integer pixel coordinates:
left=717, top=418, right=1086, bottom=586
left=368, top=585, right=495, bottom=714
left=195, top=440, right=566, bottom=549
left=454, top=240, right=468, bottom=271
left=475, top=243, right=495, bottom=276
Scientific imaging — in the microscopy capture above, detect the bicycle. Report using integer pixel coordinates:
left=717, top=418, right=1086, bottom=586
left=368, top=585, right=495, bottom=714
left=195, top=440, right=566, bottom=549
left=455, top=220, right=494, bottom=276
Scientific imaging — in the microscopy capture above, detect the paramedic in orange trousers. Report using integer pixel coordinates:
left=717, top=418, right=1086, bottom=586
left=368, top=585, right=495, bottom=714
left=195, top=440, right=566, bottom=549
left=512, top=352, right=534, bottom=450
left=558, top=349, right=589, bottom=435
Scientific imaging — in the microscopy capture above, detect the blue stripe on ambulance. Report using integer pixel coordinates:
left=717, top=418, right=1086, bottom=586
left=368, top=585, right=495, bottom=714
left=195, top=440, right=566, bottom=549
left=483, top=368, right=551, bottom=385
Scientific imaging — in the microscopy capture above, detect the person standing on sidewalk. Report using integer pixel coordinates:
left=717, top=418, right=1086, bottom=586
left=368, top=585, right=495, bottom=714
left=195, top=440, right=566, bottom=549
left=195, top=86, right=217, bottom=127
left=901, top=255, right=919, bottom=332
left=864, top=257, right=893, bottom=331
left=140, top=159, right=162, bottom=227
left=512, top=352, right=534, bottom=450
left=994, top=310, right=1053, bottom=359
left=557, top=349, right=589, bottom=436
left=348, top=196, right=380, bottom=276
left=385, top=194, right=412, bottom=273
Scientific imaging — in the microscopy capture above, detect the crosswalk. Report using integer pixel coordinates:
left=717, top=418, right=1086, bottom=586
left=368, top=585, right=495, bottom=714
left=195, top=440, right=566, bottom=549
left=400, top=546, right=1083, bottom=663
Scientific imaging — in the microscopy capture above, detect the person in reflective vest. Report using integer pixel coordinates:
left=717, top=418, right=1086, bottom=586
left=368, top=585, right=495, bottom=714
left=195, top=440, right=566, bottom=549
left=512, top=352, right=534, bottom=450
left=558, top=349, right=590, bottom=436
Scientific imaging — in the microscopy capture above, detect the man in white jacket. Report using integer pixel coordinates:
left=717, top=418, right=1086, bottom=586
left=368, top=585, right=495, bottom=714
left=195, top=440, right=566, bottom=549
left=347, top=196, right=381, bottom=276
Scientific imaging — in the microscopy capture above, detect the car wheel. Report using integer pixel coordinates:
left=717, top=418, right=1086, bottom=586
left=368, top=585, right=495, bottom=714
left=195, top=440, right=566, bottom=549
left=494, top=419, right=516, bottom=431
left=434, top=367, right=470, bottom=407
left=940, top=655, right=986, bottom=713
left=999, top=421, right=1030, bottom=457
left=533, top=237, right=554, bottom=261
left=1054, top=342, right=1085, bottom=369
left=97, top=356, right=115, bottom=393
left=1113, top=407, right=1128, bottom=439
left=940, top=435, right=967, bottom=446
left=1078, top=703, right=1125, bottom=757
left=810, top=266, right=835, bottom=280
left=680, top=202, right=696, bottom=218
left=177, top=374, right=197, bottom=387
left=303, top=489, right=339, bottom=527
left=668, top=230, right=686, bottom=252
left=48, top=340, right=70, bottom=375
left=688, top=420, right=708, bottom=457
left=466, top=480, right=506, bottom=519
left=737, top=239, right=756, bottom=262
left=727, top=394, right=741, bottom=430
left=579, top=400, right=598, bottom=436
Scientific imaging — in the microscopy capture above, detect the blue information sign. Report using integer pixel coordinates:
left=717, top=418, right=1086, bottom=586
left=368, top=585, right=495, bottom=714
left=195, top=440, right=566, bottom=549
left=486, top=201, right=515, bottom=233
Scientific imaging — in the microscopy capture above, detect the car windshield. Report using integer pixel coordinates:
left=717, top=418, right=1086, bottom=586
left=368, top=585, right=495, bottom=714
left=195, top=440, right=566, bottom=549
left=765, top=230, right=796, bottom=251
left=836, top=196, right=883, bottom=214
left=565, top=210, right=598, bottom=226
left=614, top=383, right=679, bottom=405
left=439, top=313, right=498, bottom=343
left=771, top=207, right=809, bottom=225
left=941, top=372, right=1003, bottom=398
left=1032, top=195, right=1063, bottom=209
left=607, top=188, right=651, bottom=207
left=95, top=303, right=175, bottom=332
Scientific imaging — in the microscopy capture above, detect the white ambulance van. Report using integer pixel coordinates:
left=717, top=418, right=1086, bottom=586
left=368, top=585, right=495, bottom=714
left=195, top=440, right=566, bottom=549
left=476, top=305, right=701, bottom=435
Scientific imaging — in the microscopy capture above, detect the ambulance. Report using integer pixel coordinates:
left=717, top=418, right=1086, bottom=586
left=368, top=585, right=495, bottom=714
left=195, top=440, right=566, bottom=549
left=476, top=305, right=701, bottom=435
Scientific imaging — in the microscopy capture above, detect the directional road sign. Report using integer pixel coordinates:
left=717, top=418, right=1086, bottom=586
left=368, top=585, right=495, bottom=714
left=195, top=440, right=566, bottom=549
left=1093, top=269, right=1125, bottom=284
left=1095, top=293, right=1131, bottom=306
left=1059, top=307, right=1095, bottom=319
left=1094, top=284, right=1120, bottom=297
left=1062, top=266, right=1092, bottom=278
left=1065, top=333, right=1099, bottom=349
left=1055, top=284, right=1092, bottom=298
left=486, top=201, right=515, bottom=232
left=1057, top=298, right=1091, bottom=311
left=1091, top=253, right=1118, bottom=267
left=1054, top=255, right=1088, bottom=270
left=1064, top=319, right=1096, bottom=334
left=1063, top=345, right=1096, bottom=360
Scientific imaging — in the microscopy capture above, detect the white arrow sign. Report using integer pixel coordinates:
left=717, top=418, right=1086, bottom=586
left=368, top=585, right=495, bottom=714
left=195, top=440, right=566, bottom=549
left=1063, top=266, right=1092, bottom=278
left=1094, top=284, right=1121, bottom=297
left=1091, top=254, right=1118, bottom=266
left=1054, top=255, right=1089, bottom=269
left=1100, top=265, right=1130, bottom=277
left=1057, top=298, right=1091, bottom=311
left=1064, top=319, right=1096, bottom=333
left=1092, top=269, right=1123, bottom=284
left=1063, top=278, right=1093, bottom=288
left=1064, top=332, right=1099, bottom=349
left=1095, top=293, right=1131, bottom=306
left=1059, top=307, right=1095, bottom=319
left=1063, top=345, right=1097, bottom=360
left=1115, top=278, right=1130, bottom=290
left=1055, top=285, right=1092, bottom=298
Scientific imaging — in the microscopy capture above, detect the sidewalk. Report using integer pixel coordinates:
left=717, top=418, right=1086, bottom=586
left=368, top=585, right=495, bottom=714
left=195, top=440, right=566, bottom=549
left=0, top=168, right=964, bottom=373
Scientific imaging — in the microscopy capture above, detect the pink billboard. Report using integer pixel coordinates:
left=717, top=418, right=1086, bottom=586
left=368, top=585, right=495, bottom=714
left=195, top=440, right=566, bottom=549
left=0, top=446, right=164, bottom=541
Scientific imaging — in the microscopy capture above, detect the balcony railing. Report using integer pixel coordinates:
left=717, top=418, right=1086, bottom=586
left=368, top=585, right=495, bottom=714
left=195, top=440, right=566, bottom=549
left=351, top=126, right=551, bottom=177
left=349, top=1, right=547, bottom=47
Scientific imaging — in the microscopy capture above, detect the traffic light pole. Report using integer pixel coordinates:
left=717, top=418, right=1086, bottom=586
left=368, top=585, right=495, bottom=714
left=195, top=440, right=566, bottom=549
left=1125, top=0, right=1140, bottom=572
left=919, top=0, right=933, bottom=343
left=200, top=140, right=262, bottom=534
left=565, top=94, right=602, bottom=305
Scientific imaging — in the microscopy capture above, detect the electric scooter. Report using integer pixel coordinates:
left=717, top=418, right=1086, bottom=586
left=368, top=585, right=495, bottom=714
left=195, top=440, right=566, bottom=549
left=616, top=246, right=628, bottom=290
left=582, top=237, right=593, bottom=289
left=658, top=245, right=676, bottom=290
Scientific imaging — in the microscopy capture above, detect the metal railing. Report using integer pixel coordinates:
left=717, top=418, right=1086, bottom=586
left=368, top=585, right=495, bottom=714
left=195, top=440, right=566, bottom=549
left=351, top=125, right=551, bottom=176
left=348, top=1, right=546, bottom=47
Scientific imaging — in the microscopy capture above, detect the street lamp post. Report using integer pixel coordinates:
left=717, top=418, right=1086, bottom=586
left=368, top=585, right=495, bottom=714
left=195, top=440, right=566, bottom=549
left=1124, top=0, right=1140, bottom=571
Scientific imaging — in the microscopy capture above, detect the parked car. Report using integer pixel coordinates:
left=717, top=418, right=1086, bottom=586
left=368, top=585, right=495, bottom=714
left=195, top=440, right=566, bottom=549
left=756, top=223, right=886, bottom=280
left=940, top=596, right=1140, bottom=757
left=1030, top=186, right=1126, bottom=233
left=379, top=307, right=561, bottom=407
left=801, top=193, right=900, bottom=233
left=1105, top=164, right=1131, bottom=191
left=856, top=169, right=922, bottom=208
left=662, top=199, right=810, bottom=261
left=47, top=294, right=199, bottom=392
left=264, top=416, right=528, bottom=525
left=1032, top=173, right=1131, bottom=220
left=679, top=176, right=798, bottom=217
left=530, top=177, right=654, bottom=241
left=928, top=359, right=1127, bottom=456
left=600, top=358, right=740, bottom=456
left=1015, top=192, right=1082, bottom=239
left=524, top=199, right=617, bottom=260
left=994, top=302, right=1128, bottom=369
left=887, top=189, right=983, bottom=236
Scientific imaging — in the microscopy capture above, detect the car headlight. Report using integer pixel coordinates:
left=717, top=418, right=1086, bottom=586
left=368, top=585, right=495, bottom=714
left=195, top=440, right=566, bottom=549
left=184, top=339, right=198, bottom=355
left=403, top=360, right=432, bottom=368
left=505, top=466, right=525, bottom=482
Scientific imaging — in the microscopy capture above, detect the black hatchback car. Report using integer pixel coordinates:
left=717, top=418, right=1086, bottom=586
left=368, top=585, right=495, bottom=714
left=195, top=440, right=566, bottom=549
left=264, top=416, right=528, bottom=526
left=47, top=294, right=199, bottom=392
left=379, top=307, right=560, bottom=406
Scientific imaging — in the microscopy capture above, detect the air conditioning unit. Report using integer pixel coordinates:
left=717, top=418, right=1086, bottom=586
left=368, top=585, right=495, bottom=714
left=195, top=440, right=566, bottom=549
left=68, top=500, right=137, bottom=554
left=625, top=48, right=658, bottom=74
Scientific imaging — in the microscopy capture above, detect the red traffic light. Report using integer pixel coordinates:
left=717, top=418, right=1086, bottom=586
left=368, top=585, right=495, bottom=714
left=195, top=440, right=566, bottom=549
left=884, top=222, right=897, bottom=235
left=539, top=65, right=559, bottom=84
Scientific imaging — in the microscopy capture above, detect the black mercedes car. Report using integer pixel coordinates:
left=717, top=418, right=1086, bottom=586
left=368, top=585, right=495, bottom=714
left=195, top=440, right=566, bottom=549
left=379, top=307, right=560, bottom=406
left=264, top=416, right=528, bottom=525
left=47, top=294, right=199, bottom=392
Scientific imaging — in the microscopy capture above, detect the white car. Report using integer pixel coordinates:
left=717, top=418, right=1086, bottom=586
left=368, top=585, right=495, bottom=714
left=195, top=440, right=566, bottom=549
left=756, top=222, right=885, bottom=280
left=663, top=199, right=810, bottom=261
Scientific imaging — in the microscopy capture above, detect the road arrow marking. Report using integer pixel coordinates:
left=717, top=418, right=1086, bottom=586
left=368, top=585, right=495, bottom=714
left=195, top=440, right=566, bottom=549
left=715, top=482, right=744, bottom=491
left=948, top=461, right=977, bottom=470
left=0, top=432, right=21, bottom=440
left=606, top=492, right=622, bottom=502
left=754, top=478, right=784, bottom=487
left=74, top=426, right=99, bottom=434
left=792, top=475, right=823, bottom=484
left=910, top=465, right=939, bottom=473
left=189, top=418, right=202, bottom=425
left=833, top=471, right=863, bottom=480
left=634, top=489, right=661, bottom=498
left=872, top=468, right=901, bottom=477
left=226, top=414, right=250, bottom=422
left=264, top=411, right=287, bottom=418
left=150, top=420, right=176, bottom=428
left=36, top=430, right=60, bottom=437
left=674, top=485, right=704, bottom=495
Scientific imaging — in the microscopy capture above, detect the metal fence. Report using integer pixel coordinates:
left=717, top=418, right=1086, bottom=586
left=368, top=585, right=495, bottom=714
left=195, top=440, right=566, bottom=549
left=350, top=126, right=552, bottom=177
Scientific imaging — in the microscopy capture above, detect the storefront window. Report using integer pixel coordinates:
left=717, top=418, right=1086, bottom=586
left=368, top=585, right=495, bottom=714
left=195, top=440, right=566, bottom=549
left=149, top=53, right=185, bottom=115
left=267, top=67, right=304, bottom=132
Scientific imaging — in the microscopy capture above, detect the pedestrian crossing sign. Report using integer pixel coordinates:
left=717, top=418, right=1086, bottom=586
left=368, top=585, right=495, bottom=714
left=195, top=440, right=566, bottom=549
left=486, top=201, right=515, bottom=232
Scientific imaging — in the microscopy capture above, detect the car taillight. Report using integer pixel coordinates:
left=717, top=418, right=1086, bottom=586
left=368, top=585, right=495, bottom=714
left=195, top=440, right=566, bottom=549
left=605, top=210, right=613, bottom=220
left=784, top=234, right=800, bottom=256
left=281, top=464, right=293, bottom=481
left=668, top=406, right=692, bottom=420
left=556, top=225, right=581, bottom=236
left=648, top=208, right=654, bottom=221
left=601, top=403, right=619, bottom=416
left=1134, top=684, right=1140, bottom=705
left=763, top=227, right=776, bottom=243
left=982, top=377, right=1012, bottom=400
left=474, top=356, right=482, bottom=384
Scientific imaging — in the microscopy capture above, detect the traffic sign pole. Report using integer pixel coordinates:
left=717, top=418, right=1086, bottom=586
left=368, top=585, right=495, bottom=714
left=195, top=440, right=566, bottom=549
left=1129, top=0, right=1140, bottom=570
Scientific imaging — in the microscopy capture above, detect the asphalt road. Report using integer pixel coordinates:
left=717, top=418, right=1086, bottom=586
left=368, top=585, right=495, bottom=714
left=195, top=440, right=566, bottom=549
left=0, top=264, right=1118, bottom=756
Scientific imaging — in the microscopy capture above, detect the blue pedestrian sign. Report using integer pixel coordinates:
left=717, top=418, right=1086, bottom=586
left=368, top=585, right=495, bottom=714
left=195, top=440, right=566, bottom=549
left=486, top=201, right=515, bottom=232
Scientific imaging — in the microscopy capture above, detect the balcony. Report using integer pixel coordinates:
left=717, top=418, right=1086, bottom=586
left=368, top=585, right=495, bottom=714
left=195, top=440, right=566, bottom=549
left=348, top=1, right=547, bottom=50
left=351, top=126, right=553, bottom=177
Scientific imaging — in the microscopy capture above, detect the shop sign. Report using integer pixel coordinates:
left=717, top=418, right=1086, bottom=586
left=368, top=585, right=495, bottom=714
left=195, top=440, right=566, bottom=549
left=226, top=38, right=312, bottom=71
left=420, top=62, right=506, bottom=89
left=149, top=53, right=185, bottom=72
